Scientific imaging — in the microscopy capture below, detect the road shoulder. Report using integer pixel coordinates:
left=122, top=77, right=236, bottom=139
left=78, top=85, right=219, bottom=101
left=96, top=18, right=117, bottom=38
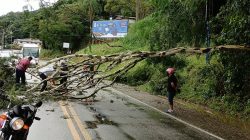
left=111, top=83, right=250, bottom=140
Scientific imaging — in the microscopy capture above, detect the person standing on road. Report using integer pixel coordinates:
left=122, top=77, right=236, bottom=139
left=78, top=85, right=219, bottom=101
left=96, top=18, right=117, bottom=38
left=60, top=60, right=68, bottom=90
left=88, top=62, right=95, bottom=84
left=38, top=66, right=55, bottom=92
left=15, top=56, right=33, bottom=85
left=166, top=67, right=178, bottom=113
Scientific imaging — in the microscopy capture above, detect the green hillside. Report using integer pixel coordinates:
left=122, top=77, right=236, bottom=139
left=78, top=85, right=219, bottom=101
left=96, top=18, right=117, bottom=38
left=78, top=42, right=250, bottom=119
left=77, top=12, right=250, bottom=119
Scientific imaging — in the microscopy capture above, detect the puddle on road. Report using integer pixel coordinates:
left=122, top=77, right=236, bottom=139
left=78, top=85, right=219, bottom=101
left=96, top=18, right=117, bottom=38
left=95, top=113, right=119, bottom=126
left=85, top=120, right=135, bottom=140
left=85, top=106, right=119, bottom=128
left=85, top=114, right=118, bottom=129
left=85, top=121, right=98, bottom=129
left=89, top=106, right=97, bottom=112
left=45, top=109, right=55, bottom=112
left=125, top=102, right=145, bottom=111
left=79, top=99, right=100, bottom=105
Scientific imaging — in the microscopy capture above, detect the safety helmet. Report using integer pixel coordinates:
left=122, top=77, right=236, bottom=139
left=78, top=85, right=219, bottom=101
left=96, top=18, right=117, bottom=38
left=166, top=67, right=175, bottom=75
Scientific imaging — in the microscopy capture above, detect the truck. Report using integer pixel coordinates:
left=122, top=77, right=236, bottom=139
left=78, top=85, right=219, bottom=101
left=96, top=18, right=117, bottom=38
left=21, top=43, right=40, bottom=65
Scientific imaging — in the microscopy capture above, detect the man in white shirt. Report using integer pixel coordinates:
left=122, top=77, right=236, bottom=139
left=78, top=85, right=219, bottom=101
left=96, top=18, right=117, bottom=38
left=38, top=66, right=55, bottom=92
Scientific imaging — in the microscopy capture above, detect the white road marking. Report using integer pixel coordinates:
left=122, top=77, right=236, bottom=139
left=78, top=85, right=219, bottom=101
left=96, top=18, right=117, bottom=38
left=108, top=87, right=225, bottom=140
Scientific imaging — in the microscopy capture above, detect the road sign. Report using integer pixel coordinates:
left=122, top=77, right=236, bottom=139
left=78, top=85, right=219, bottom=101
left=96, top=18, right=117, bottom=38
left=63, top=42, right=70, bottom=48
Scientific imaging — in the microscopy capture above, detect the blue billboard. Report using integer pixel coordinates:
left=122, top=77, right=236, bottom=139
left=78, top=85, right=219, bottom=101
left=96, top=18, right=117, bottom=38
left=92, top=20, right=129, bottom=38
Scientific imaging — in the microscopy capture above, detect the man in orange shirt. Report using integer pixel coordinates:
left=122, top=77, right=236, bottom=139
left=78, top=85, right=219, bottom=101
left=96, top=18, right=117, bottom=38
left=16, top=56, right=33, bottom=85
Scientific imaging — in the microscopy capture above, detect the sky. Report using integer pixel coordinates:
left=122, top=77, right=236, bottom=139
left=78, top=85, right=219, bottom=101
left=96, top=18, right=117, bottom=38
left=0, top=0, right=57, bottom=16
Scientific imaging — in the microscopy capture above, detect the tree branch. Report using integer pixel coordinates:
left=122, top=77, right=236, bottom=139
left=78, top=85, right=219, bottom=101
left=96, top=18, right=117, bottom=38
left=25, top=45, right=248, bottom=100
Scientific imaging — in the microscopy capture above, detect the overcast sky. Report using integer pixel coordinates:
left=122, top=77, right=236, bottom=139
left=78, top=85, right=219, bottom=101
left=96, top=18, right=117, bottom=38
left=0, top=0, right=57, bottom=16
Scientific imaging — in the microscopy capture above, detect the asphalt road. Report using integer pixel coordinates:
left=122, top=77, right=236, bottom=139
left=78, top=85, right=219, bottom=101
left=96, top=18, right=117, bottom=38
left=27, top=87, right=220, bottom=140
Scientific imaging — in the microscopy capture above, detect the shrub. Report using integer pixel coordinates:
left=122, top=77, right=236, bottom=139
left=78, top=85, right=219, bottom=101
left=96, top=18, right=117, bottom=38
left=117, top=60, right=152, bottom=86
left=244, top=100, right=250, bottom=118
left=40, top=49, right=64, bottom=60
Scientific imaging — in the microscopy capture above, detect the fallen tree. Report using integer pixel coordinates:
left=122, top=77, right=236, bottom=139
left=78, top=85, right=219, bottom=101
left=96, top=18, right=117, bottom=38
left=25, top=45, right=250, bottom=100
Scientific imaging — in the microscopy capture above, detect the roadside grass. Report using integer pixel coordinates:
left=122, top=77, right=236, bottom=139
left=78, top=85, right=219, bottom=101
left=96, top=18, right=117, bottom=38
left=77, top=42, right=125, bottom=56
left=122, top=15, right=156, bottom=51
left=175, top=97, right=250, bottom=132
left=40, top=49, right=65, bottom=60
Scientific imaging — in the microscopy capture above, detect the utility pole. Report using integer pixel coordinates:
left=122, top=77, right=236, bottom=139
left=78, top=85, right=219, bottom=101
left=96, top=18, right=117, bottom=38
left=205, top=0, right=210, bottom=64
left=88, top=0, right=94, bottom=46
left=89, top=0, right=94, bottom=31
left=136, top=0, right=141, bottom=21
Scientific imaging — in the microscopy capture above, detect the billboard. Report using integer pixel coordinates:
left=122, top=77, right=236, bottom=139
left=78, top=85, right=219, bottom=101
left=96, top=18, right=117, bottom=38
left=92, top=20, right=129, bottom=38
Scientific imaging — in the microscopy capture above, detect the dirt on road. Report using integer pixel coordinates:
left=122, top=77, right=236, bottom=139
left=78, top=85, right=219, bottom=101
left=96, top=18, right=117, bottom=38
left=111, top=83, right=250, bottom=140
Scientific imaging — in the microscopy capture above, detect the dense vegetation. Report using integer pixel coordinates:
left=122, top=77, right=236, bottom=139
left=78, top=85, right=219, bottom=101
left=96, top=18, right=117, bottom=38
left=121, top=0, right=250, bottom=117
left=80, top=0, right=250, bottom=118
left=0, top=0, right=249, bottom=118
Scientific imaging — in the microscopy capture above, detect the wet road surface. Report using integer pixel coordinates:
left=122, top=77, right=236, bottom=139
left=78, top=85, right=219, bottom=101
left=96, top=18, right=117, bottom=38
left=27, top=87, right=220, bottom=140
left=24, top=60, right=222, bottom=139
